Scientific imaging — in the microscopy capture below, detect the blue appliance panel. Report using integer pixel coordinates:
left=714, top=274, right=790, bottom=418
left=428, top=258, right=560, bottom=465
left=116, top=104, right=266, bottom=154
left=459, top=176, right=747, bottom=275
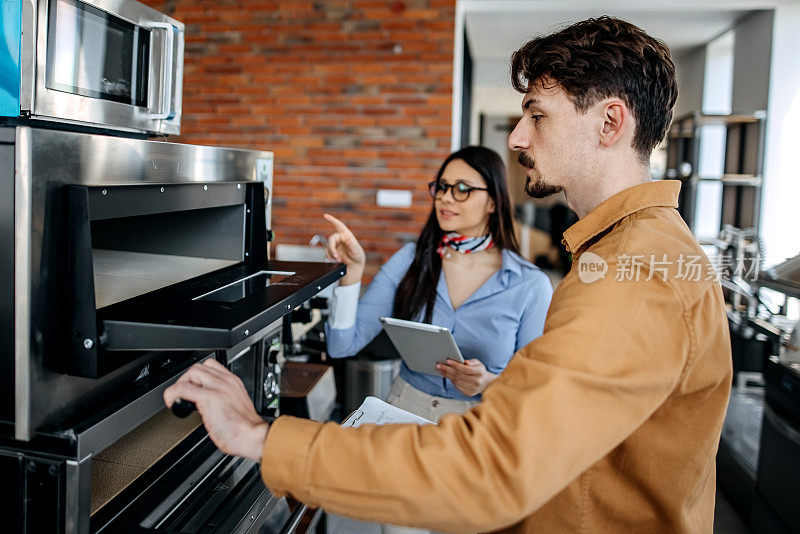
left=0, top=0, right=21, bottom=117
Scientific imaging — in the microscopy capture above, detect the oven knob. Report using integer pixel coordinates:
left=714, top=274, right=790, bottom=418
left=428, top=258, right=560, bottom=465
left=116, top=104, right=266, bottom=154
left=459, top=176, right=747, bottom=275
left=263, top=367, right=281, bottom=398
left=171, top=398, right=196, bottom=418
left=263, top=372, right=275, bottom=397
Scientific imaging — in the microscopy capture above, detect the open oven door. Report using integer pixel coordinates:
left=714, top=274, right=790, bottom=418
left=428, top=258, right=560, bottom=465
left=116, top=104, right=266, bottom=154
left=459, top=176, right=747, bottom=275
left=64, top=181, right=344, bottom=377
left=99, top=260, right=344, bottom=351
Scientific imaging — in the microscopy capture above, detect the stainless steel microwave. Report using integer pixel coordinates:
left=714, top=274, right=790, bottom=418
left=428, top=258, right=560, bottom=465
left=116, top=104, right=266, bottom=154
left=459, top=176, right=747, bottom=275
left=1, top=0, right=184, bottom=135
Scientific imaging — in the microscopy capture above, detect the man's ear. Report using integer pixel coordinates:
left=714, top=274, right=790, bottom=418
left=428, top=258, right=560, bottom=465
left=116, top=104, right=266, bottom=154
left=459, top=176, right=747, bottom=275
left=598, top=98, right=629, bottom=148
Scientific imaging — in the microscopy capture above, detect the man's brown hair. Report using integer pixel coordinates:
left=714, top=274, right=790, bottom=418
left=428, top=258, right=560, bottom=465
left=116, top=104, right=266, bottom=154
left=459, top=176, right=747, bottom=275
left=511, top=16, right=678, bottom=161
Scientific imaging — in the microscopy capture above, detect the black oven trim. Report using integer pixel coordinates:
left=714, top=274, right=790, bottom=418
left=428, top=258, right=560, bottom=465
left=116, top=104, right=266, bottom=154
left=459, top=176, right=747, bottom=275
left=65, top=184, right=101, bottom=376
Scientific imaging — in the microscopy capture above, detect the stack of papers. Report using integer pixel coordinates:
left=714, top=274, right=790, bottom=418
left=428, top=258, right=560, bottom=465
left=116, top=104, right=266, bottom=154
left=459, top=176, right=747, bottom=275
left=342, top=397, right=433, bottom=428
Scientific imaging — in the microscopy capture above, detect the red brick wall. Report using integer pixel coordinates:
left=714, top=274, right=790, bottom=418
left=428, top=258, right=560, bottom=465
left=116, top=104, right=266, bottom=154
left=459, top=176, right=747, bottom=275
left=140, top=0, right=455, bottom=278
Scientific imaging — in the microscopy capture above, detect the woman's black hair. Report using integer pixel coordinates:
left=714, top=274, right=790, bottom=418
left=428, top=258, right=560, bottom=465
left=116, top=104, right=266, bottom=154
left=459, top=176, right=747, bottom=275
left=392, top=146, right=519, bottom=323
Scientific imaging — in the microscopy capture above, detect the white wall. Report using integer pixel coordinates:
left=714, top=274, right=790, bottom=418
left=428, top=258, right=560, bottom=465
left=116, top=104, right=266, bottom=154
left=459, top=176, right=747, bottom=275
left=761, top=6, right=800, bottom=265
left=702, top=31, right=735, bottom=114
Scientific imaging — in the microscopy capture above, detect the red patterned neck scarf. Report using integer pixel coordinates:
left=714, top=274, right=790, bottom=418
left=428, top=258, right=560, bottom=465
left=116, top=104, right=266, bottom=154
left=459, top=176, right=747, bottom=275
left=436, top=232, right=494, bottom=258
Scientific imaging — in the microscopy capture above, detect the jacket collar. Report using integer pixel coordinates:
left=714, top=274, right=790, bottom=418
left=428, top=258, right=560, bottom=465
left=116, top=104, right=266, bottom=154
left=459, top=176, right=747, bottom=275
left=562, top=180, right=681, bottom=254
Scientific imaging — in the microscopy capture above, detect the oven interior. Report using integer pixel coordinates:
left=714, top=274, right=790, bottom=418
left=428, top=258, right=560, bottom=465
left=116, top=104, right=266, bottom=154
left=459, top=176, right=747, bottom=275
left=90, top=204, right=244, bottom=309
left=90, top=408, right=203, bottom=515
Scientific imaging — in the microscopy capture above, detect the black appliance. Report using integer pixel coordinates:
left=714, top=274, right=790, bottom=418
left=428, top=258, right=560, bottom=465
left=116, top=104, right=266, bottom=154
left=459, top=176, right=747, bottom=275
left=748, top=253, right=800, bottom=533
left=751, top=357, right=800, bottom=533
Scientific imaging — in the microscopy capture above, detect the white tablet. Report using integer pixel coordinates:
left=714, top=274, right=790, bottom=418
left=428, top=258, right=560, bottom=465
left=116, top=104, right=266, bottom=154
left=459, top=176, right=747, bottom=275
left=379, top=317, right=464, bottom=376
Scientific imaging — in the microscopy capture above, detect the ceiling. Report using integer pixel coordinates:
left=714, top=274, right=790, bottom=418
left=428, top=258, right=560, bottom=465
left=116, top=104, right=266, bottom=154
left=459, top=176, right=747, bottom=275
left=466, top=9, right=751, bottom=60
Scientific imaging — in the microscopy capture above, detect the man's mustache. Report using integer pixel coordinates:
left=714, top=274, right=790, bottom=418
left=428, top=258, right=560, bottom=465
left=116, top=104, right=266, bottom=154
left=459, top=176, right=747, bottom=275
left=518, top=153, right=534, bottom=168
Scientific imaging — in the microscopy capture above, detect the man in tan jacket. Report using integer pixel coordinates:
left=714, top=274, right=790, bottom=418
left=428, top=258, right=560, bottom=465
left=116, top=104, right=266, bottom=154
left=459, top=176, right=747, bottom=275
left=165, top=17, right=731, bottom=533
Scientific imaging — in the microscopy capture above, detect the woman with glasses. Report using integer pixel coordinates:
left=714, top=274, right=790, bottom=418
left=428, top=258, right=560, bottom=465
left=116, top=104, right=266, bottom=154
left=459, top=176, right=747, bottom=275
left=323, top=146, right=552, bottom=424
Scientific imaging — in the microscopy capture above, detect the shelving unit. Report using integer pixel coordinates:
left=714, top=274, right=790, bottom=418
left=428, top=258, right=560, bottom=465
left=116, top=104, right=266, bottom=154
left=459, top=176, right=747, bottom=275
left=666, top=111, right=767, bottom=235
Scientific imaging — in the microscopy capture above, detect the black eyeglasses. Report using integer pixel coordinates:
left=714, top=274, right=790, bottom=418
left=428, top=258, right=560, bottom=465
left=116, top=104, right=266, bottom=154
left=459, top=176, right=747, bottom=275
left=428, top=180, right=489, bottom=202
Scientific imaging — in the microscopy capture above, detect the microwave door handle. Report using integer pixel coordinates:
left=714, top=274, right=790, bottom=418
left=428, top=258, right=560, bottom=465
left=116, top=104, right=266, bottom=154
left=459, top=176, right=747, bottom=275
left=147, top=22, right=174, bottom=120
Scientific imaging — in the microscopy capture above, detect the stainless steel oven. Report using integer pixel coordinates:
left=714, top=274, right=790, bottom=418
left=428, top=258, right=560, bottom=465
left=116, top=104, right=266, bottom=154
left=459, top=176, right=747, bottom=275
left=2, top=0, right=183, bottom=135
left=0, top=125, right=344, bottom=533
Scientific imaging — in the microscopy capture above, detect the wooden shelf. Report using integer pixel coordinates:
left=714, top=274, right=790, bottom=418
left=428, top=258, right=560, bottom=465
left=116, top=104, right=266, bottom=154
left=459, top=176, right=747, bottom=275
left=694, top=174, right=763, bottom=186
left=666, top=110, right=766, bottom=232
left=673, top=111, right=766, bottom=125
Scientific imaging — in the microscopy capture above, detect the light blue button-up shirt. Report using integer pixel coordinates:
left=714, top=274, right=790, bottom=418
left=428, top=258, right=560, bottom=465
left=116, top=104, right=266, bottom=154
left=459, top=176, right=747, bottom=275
left=325, top=243, right=553, bottom=400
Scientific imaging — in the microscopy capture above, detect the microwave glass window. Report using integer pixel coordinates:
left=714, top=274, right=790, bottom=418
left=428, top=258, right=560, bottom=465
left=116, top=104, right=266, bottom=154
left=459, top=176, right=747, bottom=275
left=46, top=0, right=150, bottom=106
left=194, top=271, right=297, bottom=304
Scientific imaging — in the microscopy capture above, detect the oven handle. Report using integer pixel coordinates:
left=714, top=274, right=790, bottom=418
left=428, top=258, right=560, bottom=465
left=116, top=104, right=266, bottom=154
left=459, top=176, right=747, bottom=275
left=280, top=503, right=315, bottom=534
left=147, top=21, right=175, bottom=121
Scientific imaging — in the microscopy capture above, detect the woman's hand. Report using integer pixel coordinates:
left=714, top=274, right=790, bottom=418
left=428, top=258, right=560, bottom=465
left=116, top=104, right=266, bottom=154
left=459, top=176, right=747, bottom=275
left=436, top=358, right=498, bottom=397
left=323, top=213, right=366, bottom=285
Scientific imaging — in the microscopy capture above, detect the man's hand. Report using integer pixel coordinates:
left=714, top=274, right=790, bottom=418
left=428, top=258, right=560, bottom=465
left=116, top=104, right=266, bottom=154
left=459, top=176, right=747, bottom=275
left=436, top=358, right=498, bottom=397
left=164, top=359, right=268, bottom=463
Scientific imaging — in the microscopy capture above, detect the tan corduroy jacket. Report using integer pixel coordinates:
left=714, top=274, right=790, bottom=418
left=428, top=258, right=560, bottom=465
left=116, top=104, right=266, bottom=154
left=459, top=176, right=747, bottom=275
left=261, top=180, right=732, bottom=533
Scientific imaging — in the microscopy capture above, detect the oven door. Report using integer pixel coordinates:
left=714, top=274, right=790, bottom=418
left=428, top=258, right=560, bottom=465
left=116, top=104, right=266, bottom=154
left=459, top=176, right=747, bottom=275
left=63, top=180, right=345, bottom=376
left=25, top=0, right=183, bottom=134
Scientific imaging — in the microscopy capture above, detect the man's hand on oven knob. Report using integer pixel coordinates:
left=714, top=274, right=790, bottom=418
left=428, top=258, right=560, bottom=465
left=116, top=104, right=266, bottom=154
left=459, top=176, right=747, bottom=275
left=164, top=359, right=269, bottom=463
